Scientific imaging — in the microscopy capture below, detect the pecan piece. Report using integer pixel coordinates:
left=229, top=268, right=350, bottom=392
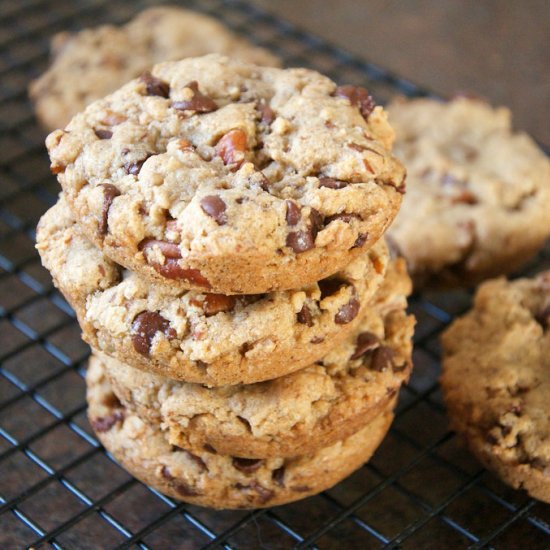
left=216, top=128, right=248, bottom=168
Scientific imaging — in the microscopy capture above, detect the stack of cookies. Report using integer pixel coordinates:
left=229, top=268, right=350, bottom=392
left=36, top=55, right=414, bottom=509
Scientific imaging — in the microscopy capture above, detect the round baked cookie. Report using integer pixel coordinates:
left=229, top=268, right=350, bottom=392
left=87, top=359, right=394, bottom=509
left=46, top=54, right=406, bottom=294
left=36, top=196, right=389, bottom=386
left=29, top=6, right=280, bottom=131
left=441, top=272, right=550, bottom=503
left=94, top=264, right=413, bottom=458
left=387, top=97, right=550, bottom=288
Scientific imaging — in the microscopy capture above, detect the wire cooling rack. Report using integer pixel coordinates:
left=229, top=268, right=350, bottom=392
left=0, top=0, right=549, bottom=547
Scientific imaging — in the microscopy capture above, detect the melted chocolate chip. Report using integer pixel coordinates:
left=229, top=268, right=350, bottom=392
left=140, top=71, right=170, bottom=97
left=98, top=183, right=120, bottom=235
left=297, top=304, right=313, bottom=326
left=272, top=466, right=285, bottom=487
left=318, top=278, right=346, bottom=299
left=257, top=100, right=275, bottom=125
left=351, top=332, right=380, bottom=359
left=94, top=129, right=112, bottom=139
left=309, top=208, right=324, bottom=235
left=131, top=311, right=176, bottom=356
left=335, top=297, right=360, bottom=324
left=235, top=481, right=274, bottom=504
left=285, top=200, right=301, bottom=225
left=90, top=411, right=123, bottom=433
left=172, top=81, right=217, bottom=112
left=334, top=85, right=376, bottom=120
left=200, top=195, right=227, bottom=225
left=318, top=177, right=348, bottom=190
left=370, top=346, right=396, bottom=372
left=123, top=156, right=149, bottom=176
left=161, top=466, right=200, bottom=496
left=352, top=233, right=369, bottom=248
left=286, top=230, right=314, bottom=253
left=325, top=213, right=360, bottom=224
left=140, top=238, right=181, bottom=259
left=232, top=457, right=264, bottom=473
left=535, top=305, right=550, bottom=329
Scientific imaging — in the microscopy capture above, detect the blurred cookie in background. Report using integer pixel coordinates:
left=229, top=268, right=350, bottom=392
left=387, top=97, right=550, bottom=288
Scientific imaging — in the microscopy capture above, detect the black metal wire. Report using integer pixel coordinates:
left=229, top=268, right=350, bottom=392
left=0, top=0, right=548, bottom=548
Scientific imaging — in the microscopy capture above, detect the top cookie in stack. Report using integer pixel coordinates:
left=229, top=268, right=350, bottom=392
left=45, top=55, right=405, bottom=296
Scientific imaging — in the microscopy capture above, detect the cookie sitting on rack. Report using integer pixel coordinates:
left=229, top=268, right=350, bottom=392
left=441, top=271, right=550, bottom=503
left=387, top=97, right=550, bottom=288
left=29, top=6, right=281, bottom=131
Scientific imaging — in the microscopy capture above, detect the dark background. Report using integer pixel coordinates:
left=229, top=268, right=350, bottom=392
left=251, top=0, right=550, bottom=144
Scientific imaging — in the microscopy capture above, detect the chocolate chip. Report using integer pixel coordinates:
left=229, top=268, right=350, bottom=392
left=351, top=332, right=380, bottom=359
left=318, top=177, right=348, bottom=190
left=257, top=100, right=275, bottom=125
left=325, top=213, right=360, bottom=224
left=309, top=208, right=324, bottom=235
left=272, top=466, right=285, bottom=487
left=216, top=128, right=248, bottom=168
left=161, top=466, right=200, bottom=496
left=140, top=238, right=181, bottom=259
left=183, top=450, right=207, bottom=471
left=98, top=183, right=120, bottom=235
left=334, top=85, right=376, bottom=120
left=200, top=195, right=227, bottom=225
left=94, top=129, right=112, bottom=139
left=535, top=305, right=550, bottom=329
left=286, top=230, right=314, bottom=253
left=172, top=81, right=217, bottom=112
left=335, top=297, right=360, bottom=324
left=202, top=293, right=236, bottom=316
left=297, top=304, right=313, bottom=326
left=235, top=481, right=274, bottom=504
left=318, top=278, right=345, bottom=299
left=352, top=233, right=369, bottom=248
left=131, top=311, right=176, bottom=356
left=90, top=411, right=123, bottom=433
left=291, top=485, right=311, bottom=493
left=140, top=71, right=170, bottom=98
left=232, top=457, right=264, bottom=473
left=123, top=156, right=149, bottom=176
left=285, top=200, right=301, bottom=225
left=370, top=345, right=396, bottom=372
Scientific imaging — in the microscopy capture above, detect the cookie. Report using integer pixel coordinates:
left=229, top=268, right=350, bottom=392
left=46, top=54, right=406, bottom=295
left=29, top=6, right=280, bottom=131
left=87, top=357, right=395, bottom=509
left=387, top=97, right=550, bottom=288
left=441, top=272, right=550, bottom=503
left=36, top=196, right=390, bottom=386
left=94, top=266, right=413, bottom=458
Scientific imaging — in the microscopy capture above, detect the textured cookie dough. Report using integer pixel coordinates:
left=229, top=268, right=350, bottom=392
left=46, top=54, right=405, bottom=295
left=87, top=358, right=395, bottom=509
left=95, top=263, right=413, bottom=458
left=37, top=196, right=390, bottom=386
left=441, top=272, right=550, bottom=503
left=387, top=97, right=550, bottom=288
left=29, top=6, right=280, bottom=131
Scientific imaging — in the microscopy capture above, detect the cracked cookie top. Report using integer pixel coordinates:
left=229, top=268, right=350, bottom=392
left=47, top=54, right=405, bottom=294
left=29, top=6, right=280, bottom=131
left=387, top=97, right=550, bottom=288
left=441, top=271, right=550, bottom=502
